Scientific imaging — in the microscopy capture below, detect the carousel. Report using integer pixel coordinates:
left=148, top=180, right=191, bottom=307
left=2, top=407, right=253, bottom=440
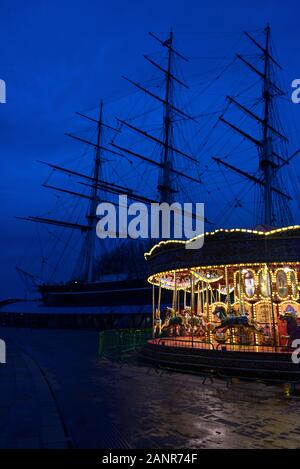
left=142, top=226, right=300, bottom=380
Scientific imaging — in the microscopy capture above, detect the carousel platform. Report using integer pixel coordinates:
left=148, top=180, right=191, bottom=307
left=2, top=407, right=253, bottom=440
left=141, top=337, right=300, bottom=382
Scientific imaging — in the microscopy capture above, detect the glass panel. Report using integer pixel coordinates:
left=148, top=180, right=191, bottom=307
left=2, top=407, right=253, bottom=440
left=276, top=270, right=288, bottom=298
left=290, top=271, right=298, bottom=298
left=244, top=270, right=255, bottom=298
left=259, top=269, right=271, bottom=297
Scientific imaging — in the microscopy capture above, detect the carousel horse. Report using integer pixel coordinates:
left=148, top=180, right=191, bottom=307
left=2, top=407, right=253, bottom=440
left=160, top=307, right=175, bottom=331
left=160, top=312, right=184, bottom=337
left=212, top=305, right=264, bottom=345
left=165, top=306, right=176, bottom=318
left=213, top=305, right=227, bottom=323
left=213, top=305, right=249, bottom=328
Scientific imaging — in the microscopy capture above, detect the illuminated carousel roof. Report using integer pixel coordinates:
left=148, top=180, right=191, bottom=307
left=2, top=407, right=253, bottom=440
left=144, top=226, right=300, bottom=274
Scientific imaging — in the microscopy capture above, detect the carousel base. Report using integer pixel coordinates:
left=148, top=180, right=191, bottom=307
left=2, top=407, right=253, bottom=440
left=141, top=337, right=300, bottom=382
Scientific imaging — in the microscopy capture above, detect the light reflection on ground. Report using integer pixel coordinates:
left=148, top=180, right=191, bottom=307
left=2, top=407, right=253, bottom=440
left=0, top=328, right=300, bottom=448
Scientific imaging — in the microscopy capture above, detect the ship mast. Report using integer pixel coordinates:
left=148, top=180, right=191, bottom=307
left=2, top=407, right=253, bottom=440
left=85, top=101, right=103, bottom=282
left=119, top=31, right=194, bottom=207
left=212, top=25, right=296, bottom=227
left=159, top=30, right=174, bottom=204
left=18, top=30, right=206, bottom=284
left=261, top=25, right=272, bottom=225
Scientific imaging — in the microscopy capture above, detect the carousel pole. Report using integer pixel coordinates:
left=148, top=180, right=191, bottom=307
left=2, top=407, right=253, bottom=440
left=206, top=282, right=209, bottom=319
left=201, top=281, right=206, bottom=339
left=267, top=264, right=278, bottom=351
left=225, top=266, right=232, bottom=345
left=191, top=274, right=195, bottom=312
left=225, top=266, right=230, bottom=310
left=172, top=271, right=177, bottom=311
left=210, top=284, right=216, bottom=303
left=239, top=266, right=242, bottom=314
left=152, top=283, right=155, bottom=338
left=158, top=279, right=162, bottom=318
left=175, top=272, right=177, bottom=312
left=190, top=272, right=195, bottom=347
left=197, top=283, right=201, bottom=315
left=201, top=281, right=204, bottom=315
left=205, top=283, right=208, bottom=318
left=184, top=289, right=186, bottom=309
left=206, top=281, right=210, bottom=343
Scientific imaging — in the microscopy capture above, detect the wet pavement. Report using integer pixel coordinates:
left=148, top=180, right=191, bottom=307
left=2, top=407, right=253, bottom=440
left=1, top=327, right=300, bottom=449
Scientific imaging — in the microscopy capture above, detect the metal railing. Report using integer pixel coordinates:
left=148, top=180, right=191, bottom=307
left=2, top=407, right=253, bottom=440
left=216, top=341, right=292, bottom=353
left=149, top=337, right=293, bottom=354
left=151, top=337, right=215, bottom=350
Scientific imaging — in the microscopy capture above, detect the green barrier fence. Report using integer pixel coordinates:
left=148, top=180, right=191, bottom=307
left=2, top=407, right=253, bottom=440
left=98, top=328, right=152, bottom=361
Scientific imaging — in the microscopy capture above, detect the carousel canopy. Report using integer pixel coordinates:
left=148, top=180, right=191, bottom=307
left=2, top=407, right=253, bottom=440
left=144, top=226, right=300, bottom=275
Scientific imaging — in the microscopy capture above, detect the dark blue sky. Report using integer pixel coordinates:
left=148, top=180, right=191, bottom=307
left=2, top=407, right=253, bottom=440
left=1, top=0, right=300, bottom=298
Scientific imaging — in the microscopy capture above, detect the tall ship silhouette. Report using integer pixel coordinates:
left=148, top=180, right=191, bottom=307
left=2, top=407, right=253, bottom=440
left=5, top=26, right=300, bottom=328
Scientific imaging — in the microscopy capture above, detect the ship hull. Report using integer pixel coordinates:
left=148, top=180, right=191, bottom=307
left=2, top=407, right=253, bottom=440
left=0, top=279, right=155, bottom=330
left=38, top=278, right=152, bottom=307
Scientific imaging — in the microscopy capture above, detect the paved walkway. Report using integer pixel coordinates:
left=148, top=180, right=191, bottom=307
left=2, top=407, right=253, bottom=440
left=1, top=328, right=300, bottom=448
left=0, top=341, right=69, bottom=448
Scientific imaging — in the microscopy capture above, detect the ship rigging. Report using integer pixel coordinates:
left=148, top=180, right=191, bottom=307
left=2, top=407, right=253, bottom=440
left=15, top=26, right=300, bottom=310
